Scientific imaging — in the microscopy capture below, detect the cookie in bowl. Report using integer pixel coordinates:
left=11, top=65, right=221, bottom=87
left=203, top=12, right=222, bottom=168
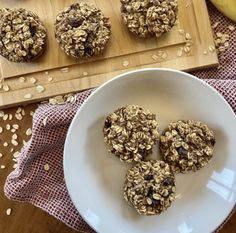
left=103, top=105, right=159, bottom=162
left=124, top=160, right=176, bottom=215
left=160, top=120, right=216, bottom=173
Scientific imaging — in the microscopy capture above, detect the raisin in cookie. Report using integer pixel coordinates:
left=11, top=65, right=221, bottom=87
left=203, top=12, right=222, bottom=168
left=160, top=120, right=216, bottom=173
left=120, top=0, right=178, bottom=38
left=0, top=8, right=47, bottom=62
left=55, top=3, right=111, bottom=59
left=124, top=160, right=176, bottom=215
left=103, top=105, right=159, bottom=162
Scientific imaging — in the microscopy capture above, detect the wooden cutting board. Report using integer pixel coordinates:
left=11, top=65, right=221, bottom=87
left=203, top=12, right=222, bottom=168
left=0, top=0, right=218, bottom=109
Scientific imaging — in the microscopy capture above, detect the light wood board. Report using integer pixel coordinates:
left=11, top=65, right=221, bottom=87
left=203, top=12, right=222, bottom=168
left=0, top=0, right=218, bottom=109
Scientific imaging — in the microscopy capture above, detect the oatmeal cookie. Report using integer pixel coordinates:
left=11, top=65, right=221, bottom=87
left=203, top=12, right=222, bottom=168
left=160, top=120, right=216, bottom=173
left=55, top=3, right=111, bottom=59
left=103, top=105, right=159, bottom=162
left=124, top=160, right=176, bottom=215
left=0, top=8, right=47, bottom=62
left=120, top=0, right=178, bottom=38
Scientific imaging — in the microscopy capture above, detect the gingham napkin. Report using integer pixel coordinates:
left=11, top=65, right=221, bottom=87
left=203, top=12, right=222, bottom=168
left=4, top=1, right=236, bottom=232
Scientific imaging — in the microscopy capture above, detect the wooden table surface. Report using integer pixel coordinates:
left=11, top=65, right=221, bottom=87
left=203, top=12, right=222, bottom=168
left=0, top=103, right=236, bottom=233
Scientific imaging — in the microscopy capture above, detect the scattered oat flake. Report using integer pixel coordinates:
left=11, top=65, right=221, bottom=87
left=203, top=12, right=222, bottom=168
left=22, top=109, right=25, bottom=116
left=12, top=124, right=19, bottom=129
left=83, top=71, right=88, bottom=76
left=3, top=84, right=10, bottom=92
left=212, top=22, right=219, bottom=29
left=47, top=76, right=53, bottom=82
left=0, top=153, right=3, bottom=158
left=60, top=67, right=69, bottom=73
left=185, top=33, right=191, bottom=40
left=1, top=165, right=6, bottom=169
left=26, top=128, right=32, bottom=136
left=13, top=151, right=20, bottom=158
left=0, top=127, right=3, bottom=133
left=11, top=139, right=18, bottom=146
left=6, top=124, right=10, bottom=130
left=42, top=116, right=48, bottom=126
left=228, top=25, right=235, bottom=31
left=151, top=54, right=158, bottom=61
left=45, top=71, right=49, bottom=75
left=3, top=142, right=8, bottom=147
left=12, top=158, right=18, bottom=163
left=12, top=134, right=17, bottom=140
left=176, top=49, right=183, bottom=57
left=19, top=76, right=25, bottom=83
left=178, top=29, right=184, bottom=35
left=44, top=164, right=50, bottom=171
left=6, top=208, right=12, bottom=216
left=203, top=50, right=208, bottom=55
left=24, top=93, right=32, bottom=99
left=15, top=113, right=22, bottom=121
left=3, top=114, right=8, bottom=121
left=30, top=77, right=37, bottom=84
left=161, top=52, right=168, bottom=59
left=16, top=107, right=22, bottom=113
left=23, top=140, right=27, bottom=145
left=36, top=85, right=45, bottom=93
left=9, top=114, right=13, bottom=120
left=10, top=148, right=14, bottom=152
left=0, top=111, right=4, bottom=117
left=216, top=32, right=222, bottom=38
left=208, top=45, right=215, bottom=52
left=184, top=46, right=190, bottom=53
left=122, top=60, right=129, bottom=67
left=30, top=111, right=35, bottom=116
left=13, top=164, right=18, bottom=169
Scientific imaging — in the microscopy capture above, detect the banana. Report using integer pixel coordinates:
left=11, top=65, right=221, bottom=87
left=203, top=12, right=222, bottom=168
left=210, top=0, right=236, bottom=22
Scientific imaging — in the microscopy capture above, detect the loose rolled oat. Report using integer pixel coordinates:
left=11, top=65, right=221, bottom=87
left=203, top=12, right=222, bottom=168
left=120, top=0, right=178, bottom=38
left=160, top=120, right=215, bottom=173
left=124, top=160, right=176, bottom=215
left=55, top=3, right=111, bottom=59
left=103, top=105, right=159, bottom=162
left=0, top=8, right=47, bottom=62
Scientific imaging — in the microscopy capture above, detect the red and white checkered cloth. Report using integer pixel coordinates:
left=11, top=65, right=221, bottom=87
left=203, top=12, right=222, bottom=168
left=4, top=2, right=236, bottom=232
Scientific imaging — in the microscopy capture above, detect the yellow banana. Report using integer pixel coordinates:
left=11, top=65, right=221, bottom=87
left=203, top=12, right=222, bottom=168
left=210, top=0, right=236, bottom=22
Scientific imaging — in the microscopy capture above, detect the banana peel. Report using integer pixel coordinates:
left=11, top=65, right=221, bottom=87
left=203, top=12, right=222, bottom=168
left=210, top=0, right=236, bottom=22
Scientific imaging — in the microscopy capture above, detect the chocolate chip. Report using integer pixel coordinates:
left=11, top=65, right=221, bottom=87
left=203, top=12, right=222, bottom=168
left=29, top=26, right=37, bottom=36
left=210, top=138, right=216, bottom=146
left=84, top=43, right=94, bottom=56
left=162, top=177, right=174, bottom=187
left=177, top=146, right=188, bottom=158
left=151, top=199, right=160, bottom=208
left=69, top=19, right=83, bottom=28
left=144, top=174, right=153, bottom=181
left=104, top=120, right=111, bottom=128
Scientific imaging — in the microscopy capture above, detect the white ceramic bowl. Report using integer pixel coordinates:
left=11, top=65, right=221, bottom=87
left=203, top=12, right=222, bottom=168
left=64, top=68, right=236, bottom=233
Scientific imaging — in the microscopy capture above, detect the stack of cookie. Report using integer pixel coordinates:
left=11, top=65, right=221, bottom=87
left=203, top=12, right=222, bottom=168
left=103, top=105, right=216, bottom=215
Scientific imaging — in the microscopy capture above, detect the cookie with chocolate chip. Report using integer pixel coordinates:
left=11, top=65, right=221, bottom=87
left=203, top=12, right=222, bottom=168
left=120, top=0, right=178, bottom=38
left=103, top=105, right=159, bottom=163
left=124, top=160, right=176, bottom=215
left=0, top=8, right=47, bottom=62
left=55, top=2, right=111, bottom=59
left=160, top=120, right=216, bottom=173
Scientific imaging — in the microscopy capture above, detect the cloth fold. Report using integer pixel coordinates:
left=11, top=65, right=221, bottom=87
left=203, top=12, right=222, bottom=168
left=4, top=1, right=236, bottom=232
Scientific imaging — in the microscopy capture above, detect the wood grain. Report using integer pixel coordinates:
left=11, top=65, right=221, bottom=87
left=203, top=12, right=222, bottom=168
left=0, top=0, right=218, bottom=109
left=0, top=104, right=236, bottom=233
